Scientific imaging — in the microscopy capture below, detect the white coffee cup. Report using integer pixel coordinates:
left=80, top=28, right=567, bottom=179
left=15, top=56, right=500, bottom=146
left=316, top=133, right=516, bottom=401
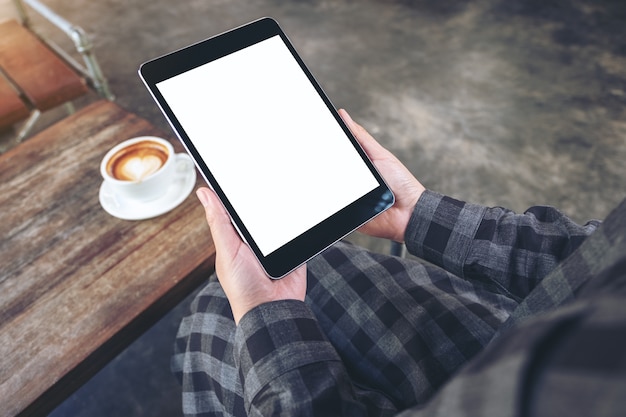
left=100, top=136, right=190, bottom=202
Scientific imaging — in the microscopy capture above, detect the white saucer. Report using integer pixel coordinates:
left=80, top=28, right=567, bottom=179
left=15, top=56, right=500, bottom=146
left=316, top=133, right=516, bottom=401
left=99, top=155, right=196, bottom=221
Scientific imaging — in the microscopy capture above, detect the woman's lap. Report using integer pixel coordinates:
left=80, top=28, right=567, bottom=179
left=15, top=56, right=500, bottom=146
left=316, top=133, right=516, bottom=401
left=172, top=241, right=518, bottom=416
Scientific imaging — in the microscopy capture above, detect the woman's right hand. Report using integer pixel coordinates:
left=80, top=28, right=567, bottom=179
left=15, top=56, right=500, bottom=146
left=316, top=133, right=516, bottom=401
left=339, top=109, right=426, bottom=243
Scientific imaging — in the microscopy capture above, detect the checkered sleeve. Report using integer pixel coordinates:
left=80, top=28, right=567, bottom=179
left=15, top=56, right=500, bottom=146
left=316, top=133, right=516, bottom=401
left=405, top=190, right=600, bottom=300
left=234, top=300, right=369, bottom=416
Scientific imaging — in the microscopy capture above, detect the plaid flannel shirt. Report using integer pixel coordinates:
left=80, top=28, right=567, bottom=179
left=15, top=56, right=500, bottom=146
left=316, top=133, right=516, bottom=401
left=230, top=190, right=626, bottom=416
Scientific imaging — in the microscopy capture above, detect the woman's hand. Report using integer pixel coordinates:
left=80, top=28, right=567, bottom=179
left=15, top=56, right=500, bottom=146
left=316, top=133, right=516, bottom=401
left=196, top=109, right=421, bottom=323
left=339, top=109, right=425, bottom=243
left=197, top=187, right=307, bottom=325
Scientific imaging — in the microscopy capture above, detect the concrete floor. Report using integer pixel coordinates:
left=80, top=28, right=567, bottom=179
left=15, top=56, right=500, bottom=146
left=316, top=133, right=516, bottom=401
left=5, top=0, right=625, bottom=416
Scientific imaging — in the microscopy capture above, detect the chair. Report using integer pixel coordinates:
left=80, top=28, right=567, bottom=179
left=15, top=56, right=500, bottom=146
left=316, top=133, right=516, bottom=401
left=0, top=0, right=114, bottom=142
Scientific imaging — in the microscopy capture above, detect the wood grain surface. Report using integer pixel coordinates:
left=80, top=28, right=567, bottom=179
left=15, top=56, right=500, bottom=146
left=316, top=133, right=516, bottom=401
left=0, top=100, right=215, bottom=416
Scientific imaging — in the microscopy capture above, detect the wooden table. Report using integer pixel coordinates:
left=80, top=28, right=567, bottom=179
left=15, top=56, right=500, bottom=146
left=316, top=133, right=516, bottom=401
left=0, top=100, right=216, bottom=417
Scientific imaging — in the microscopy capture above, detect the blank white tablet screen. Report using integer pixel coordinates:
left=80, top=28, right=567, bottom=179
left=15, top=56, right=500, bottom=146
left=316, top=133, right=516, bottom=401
left=156, top=36, right=378, bottom=255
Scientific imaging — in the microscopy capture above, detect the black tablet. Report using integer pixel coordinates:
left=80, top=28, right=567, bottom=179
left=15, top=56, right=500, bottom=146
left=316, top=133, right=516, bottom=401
left=139, top=17, right=394, bottom=278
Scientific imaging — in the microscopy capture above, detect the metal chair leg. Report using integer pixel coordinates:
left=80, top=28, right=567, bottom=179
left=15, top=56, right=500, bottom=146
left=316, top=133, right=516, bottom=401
left=16, top=0, right=115, bottom=101
left=16, top=109, right=40, bottom=142
left=64, top=101, right=76, bottom=114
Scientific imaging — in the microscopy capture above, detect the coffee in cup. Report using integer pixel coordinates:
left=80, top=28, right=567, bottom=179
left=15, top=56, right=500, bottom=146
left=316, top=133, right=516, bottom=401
left=105, top=139, right=170, bottom=181
left=101, top=136, right=189, bottom=203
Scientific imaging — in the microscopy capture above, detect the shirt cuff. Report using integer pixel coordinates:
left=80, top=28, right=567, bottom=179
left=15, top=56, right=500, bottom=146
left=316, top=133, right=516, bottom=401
left=405, top=189, right=487, bottom=278
left=234, top=300, right=340, bottom=408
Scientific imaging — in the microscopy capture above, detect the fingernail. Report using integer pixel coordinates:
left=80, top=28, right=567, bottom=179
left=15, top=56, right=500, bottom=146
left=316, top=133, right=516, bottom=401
left=196, top=189, right=210, bottom=208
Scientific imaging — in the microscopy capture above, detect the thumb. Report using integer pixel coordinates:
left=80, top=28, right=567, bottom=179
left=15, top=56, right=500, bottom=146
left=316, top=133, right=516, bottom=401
left=196, top=187, right=219, bottom=219
left=196, top=187, right=234, bottom=243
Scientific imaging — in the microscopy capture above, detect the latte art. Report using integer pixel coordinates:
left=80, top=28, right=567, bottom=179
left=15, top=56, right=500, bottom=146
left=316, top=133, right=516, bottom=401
left=118, top=154, right=163, bottom=181
left=106, top=140, right=169, bottom=181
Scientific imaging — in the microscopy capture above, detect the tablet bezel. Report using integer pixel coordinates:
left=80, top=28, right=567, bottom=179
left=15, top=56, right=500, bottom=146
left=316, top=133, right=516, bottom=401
left=139, top=17, right=394, bottom=278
